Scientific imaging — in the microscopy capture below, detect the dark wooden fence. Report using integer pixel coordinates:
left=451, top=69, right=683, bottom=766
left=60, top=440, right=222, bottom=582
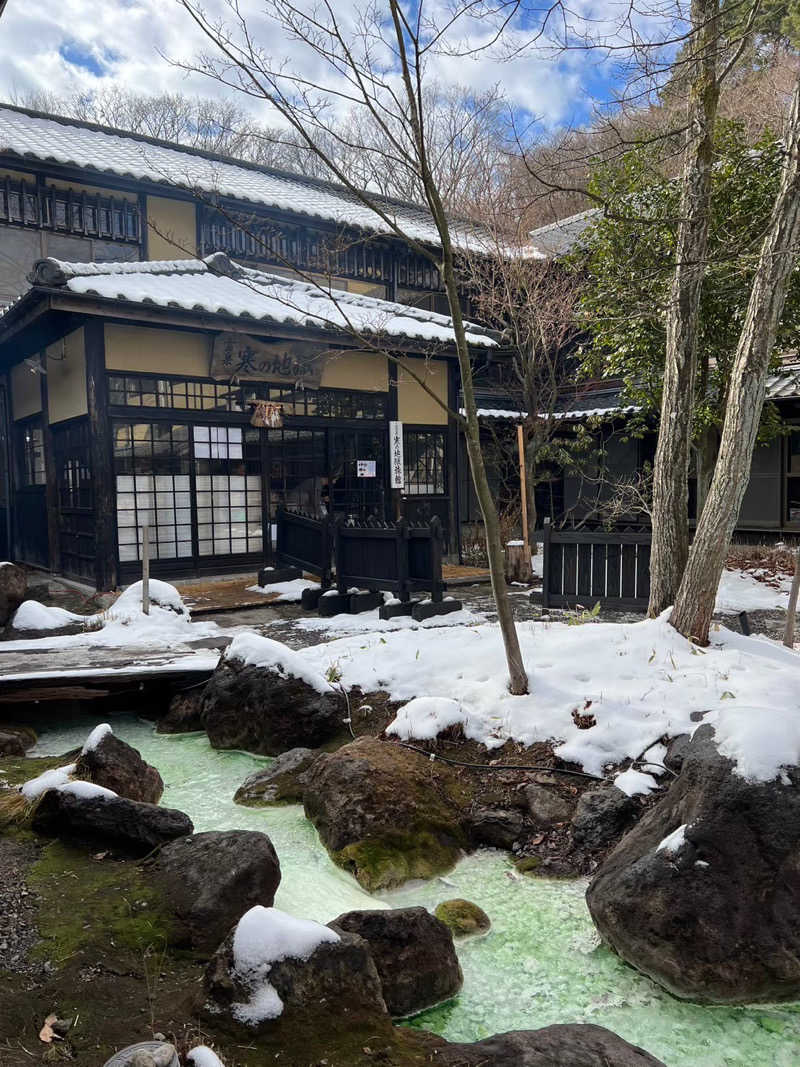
left=334, top=515, right=447, bottom=602
left=537, top=525, right=652, bottom=610
left=271, top=509, right=458, bottom=618
left=274, top=508, right=333, bottom=587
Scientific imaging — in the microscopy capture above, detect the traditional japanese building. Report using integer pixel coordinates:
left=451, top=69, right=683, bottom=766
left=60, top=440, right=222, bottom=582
left=0, top=104, right=497, bottom=589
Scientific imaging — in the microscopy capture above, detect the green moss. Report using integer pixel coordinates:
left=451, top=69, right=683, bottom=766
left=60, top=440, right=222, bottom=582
left=0, top=753, right=71, bottom=789
left=434, top=899, right=491, bottom=937
left=27, top=840, right=175, bottom=962
left=514, top=855, right=542, bottom=874
left=333, top=826, right=463, bottom=891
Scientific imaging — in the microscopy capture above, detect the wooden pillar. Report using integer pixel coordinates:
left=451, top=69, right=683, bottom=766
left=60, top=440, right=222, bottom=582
left=387, top=356, right=402, bottom=522
left=85, top=319, right=118, bottom=592
left=447, top=358, right=460, bottom=558
left=39, top=358, right=61, bottom=575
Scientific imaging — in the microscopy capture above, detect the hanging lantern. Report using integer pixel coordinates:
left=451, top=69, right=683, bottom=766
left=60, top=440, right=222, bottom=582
left=251, top=400, right=284, bottom=428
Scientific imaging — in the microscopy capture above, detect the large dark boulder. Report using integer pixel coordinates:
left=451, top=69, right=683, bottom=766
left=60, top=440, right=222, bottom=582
left=147, top=830, right=281, bottom=951
left=74, top=729, right=164, bottom=804
left=203, top=909, right=389, bottom=1039
left=466, top=805, right=525, bottom=849
left=31, top=789, right=193, bottom=856
left=435, top=1024, right=665, bottom=1065
left=330, top=907, right=462, bottom=1017
left=524, top=782, right=576, bottom=826
left=303, top=737, right=468, bottom=890
left=201, top=657, right=342, bottom=756
left=0, top=562, right=26, bottom=625
left=571, top=786, right=635, bottom=850
left=157, top=689, right=206, bottom=734
left=234, top=748, right=320, bottom=806
left=587, top=724, right=800, bottom=1003
left=0, top=725, right=36, bottom=756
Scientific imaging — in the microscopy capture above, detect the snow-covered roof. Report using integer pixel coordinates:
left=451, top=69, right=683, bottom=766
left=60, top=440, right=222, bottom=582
left=465, top=402, right=639, bottom=421
left=527, top=209, right=599, bottom=257
left=0, top=105, right=489, bottom=253
left=21, top=253, right=497, bottom=349
left=767, top=363, right=800, bottom=400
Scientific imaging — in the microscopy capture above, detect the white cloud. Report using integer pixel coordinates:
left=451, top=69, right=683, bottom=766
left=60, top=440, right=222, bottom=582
left=0, top=0, right=615, bottom=132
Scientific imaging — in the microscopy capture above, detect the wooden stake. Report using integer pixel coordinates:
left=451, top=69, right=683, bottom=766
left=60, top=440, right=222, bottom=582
left=517, top=423, right=530, bottom=560
left=141, top=525, right=150, bottom=616
left=783, top=545, right=800, bottom=648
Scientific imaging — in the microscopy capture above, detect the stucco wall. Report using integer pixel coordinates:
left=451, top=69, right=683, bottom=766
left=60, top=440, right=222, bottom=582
left=146, top=196, right=197, bottom=259
left=104, top=324, right=211, bottom=376
left=10, top=361, right=42, bottom=420
left=397, top=356, right=448, bottom=425
left=47, top=328, right=87, bottom=424
left=320, top=350, right=388, bottom=392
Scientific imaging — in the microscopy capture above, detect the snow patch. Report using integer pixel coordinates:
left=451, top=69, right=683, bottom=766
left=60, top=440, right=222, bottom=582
left=58, top=779, right=117, bottom=800
left=188, top=1048, right=226, bottom=1067
left=109, top=579, right=190, bottom=622
left=11, top=601, right=84, bottom=630
left=386, top=697, right=475, bottom=742
left=224, top=633, right=333, bottom=694
left=246, top=579, right=320, bottom=603
left=613, top=768, right=658, bottom=796
left=710, top=703, right=800, bottom=783
left=230, top=906, right=340, bottom=1024
left=20, top=763, right=77, bottom=799
left=81, top=723, right=112, bottom=753
left=657, top=824, right=688, bottom=854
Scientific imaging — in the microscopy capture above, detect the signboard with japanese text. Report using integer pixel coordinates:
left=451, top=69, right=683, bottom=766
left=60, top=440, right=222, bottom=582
left=389, top=420, right=404, bottom=489
left=357, top=460, right=377, bottom=478
left=211, top=333, right=324, bottom=386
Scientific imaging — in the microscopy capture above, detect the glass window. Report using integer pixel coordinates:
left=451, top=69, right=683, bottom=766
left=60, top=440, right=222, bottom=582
left=19, top=422, right=45, bottom=487
left=403, top=430, right=445, bottom=496
left=787, top=430, right=800, bottom=522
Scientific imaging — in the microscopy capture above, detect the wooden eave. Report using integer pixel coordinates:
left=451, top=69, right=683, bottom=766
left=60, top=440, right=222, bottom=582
left=0, top=285, right=483, bottom=366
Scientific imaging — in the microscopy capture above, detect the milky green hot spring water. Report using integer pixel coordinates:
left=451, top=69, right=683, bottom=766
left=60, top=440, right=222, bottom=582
left=30, top=715, right=800, bottom=1067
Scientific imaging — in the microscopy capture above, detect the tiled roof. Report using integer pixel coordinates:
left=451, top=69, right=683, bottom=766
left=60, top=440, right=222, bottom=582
left=0, top=105, right=489, bottom=252
left=21, top=253, right=497, bottom=349
left=527, top=209, right=599, bottom=257
left=767, top=363, right=800, bottom=400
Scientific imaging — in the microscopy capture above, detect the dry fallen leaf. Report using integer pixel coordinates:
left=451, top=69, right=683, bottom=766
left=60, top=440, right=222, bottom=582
left=39, top=1014, right=59, bottom=1043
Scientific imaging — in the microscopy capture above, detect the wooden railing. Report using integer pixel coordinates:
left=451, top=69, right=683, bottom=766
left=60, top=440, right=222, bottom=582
left=1, top=177, right=141, bottom=243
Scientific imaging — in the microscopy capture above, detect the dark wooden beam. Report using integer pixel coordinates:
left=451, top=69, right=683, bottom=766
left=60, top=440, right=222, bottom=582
left=447, top=359, right=460, bottom=557
left=85, top=319, right=117, bottom=592
left=39, top=358, right=61, bottom=575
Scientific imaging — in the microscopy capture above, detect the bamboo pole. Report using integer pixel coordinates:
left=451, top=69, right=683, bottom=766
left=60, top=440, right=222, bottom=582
left=141, top=525, right=150, bottom=616
left=783, top=545, right=800, bottom=648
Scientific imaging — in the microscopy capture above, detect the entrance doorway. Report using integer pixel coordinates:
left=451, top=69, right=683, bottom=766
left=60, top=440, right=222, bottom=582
left=266, top=425, right=387, bottom=523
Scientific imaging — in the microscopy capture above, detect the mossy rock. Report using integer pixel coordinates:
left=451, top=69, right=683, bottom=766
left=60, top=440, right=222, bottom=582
left=514, top=855, right=542, bottom=874
left=434, top=899, right=491, bottom=938
left=333, top=826, right=463, bottom=891
left=304, top=737, right=470, bottom=891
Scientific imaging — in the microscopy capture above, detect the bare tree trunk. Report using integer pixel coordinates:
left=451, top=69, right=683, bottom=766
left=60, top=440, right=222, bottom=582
left=783, top=546, right=800, bottom=648
left=525, top=437, right=539, bottom=541
left=671, top=72, right=800, bottom=643
left=648, top=0, right=720, bottom=616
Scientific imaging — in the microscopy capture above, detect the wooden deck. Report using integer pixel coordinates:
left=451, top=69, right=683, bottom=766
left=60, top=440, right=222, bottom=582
left=174, top=565, right=489, bottom=614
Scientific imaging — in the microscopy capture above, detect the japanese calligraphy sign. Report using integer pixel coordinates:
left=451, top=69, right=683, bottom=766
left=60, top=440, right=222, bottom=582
left=211, top=333, right=324, bottom=387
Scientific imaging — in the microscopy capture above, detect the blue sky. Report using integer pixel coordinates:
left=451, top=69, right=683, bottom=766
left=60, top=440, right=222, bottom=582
left=0, top=0, right=649, bottom=135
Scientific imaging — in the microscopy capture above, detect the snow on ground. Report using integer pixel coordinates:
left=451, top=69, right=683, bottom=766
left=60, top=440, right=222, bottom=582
left=295, top=605, right=487, bottom=635
left=188, top=1049, right=226, bottom=1067
left=714, top=567, right=793, bottom=612
left=11, top=601, right=85, bottom=630
left=224, top=632, right=333, bottom=693
left=246, top=578, right=320, bottom=603
left=295, top=612, right=800, bottom=782
left=0, top=581, right=220, bottom=653
left=230, top=906, right=340, bottom=1024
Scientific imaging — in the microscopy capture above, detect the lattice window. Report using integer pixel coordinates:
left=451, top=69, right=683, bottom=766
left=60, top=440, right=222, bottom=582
left=403, top=430, right=446, bottom=496
left=113, top=421, right=192, bottom=562
left=18, top=421, right=45, bottom=487
left=194, top=426, right=262, bottom=556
